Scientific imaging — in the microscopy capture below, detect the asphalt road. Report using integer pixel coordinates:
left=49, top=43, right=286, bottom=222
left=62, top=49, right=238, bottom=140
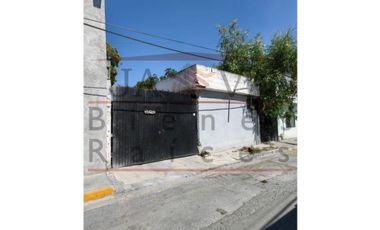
left=84, top=145, right=297, bottom=230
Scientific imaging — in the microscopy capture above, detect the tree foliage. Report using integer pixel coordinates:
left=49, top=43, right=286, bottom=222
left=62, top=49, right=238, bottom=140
left=106, top=43, right=121, bottom=85
left=136, top=68, right=177, bottom=89
left=161, top=68, right=177, bottom=79
left=136, top=74, right=160, bottom=89
left=217, top=20, right=297, bottom=119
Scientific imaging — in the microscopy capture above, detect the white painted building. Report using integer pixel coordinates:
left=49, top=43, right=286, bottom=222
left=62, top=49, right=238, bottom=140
left=155, top=64, right=261, bottom=152
left=277, top=100, right=297, bottom=140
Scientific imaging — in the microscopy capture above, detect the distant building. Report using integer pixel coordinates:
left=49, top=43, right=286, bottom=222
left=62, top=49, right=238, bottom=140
left=278, top=100, right=297, bottom=140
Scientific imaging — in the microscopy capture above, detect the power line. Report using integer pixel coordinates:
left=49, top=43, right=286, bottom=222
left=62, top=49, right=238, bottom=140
left=84, top=17, right=218, bottom=52
left=84, top=22, right=223, bottom=61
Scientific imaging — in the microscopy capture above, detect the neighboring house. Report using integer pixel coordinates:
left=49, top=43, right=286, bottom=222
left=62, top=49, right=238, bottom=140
left=277, top=101, right=297, bottom=140
left=155, top=64, right=261, bottom=152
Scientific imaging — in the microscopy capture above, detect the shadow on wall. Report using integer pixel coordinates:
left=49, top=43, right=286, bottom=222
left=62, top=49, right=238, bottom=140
left=259, top=115, right=279, bottom=142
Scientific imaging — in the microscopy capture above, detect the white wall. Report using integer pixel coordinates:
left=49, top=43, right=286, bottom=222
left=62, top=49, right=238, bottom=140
left=197, top=91, right=260, bottom=152
left=155, top=64, right=260, bottom=96
left=278, top=118, right=297, bottom=140
left=154, top=66, right=195, bottom=92
left=84, top=0, right=110, bottom=174
left=155, top=64, right=261, bottom=152
left=195, top=65, right=259, bottom=96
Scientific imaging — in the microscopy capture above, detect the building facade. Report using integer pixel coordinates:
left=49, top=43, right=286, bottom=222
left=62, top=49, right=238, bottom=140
left=155, top=64, right=261, bottom=152
left=84, top=0, right=111, bottom=175
left=277, top=101, right=297, bottom=140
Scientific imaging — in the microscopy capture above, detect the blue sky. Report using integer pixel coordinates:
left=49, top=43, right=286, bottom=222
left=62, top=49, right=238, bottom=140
left=105, top=0, right=297, bottom=86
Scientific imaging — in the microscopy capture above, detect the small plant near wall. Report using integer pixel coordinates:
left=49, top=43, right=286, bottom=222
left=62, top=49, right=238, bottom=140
left=199, top=150, right=211, bottom=158
left=239, top=146, right=260, bottom=154
left=239, top=145, right=277, bottom=154
left=106, top=42, right=121, bottom=86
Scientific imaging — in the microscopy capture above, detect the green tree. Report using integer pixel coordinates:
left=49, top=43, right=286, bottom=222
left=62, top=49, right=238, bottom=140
left=136, top=68, right=178, bottom=89
left=136, top=74, right=160, bottom=89
left=158, top=68, right=178, bottom=81
left=163, top=68, right=177, bottom=78
left=217, top=20, right=297, bottom=119
left=106, top=43, right=121, bottom=85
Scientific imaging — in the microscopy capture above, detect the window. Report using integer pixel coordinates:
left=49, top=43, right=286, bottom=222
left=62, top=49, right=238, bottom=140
left=93, top=0, right=102, bottom=8
left=286, top=117, right=296, bottom=128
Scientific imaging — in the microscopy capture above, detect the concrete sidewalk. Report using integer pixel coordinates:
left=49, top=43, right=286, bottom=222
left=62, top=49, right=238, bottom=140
left=84, top=139, right=296, bottom=203
left=112, top=143, right=282, bottom=194
left=84, top=140, right=297, bottom=230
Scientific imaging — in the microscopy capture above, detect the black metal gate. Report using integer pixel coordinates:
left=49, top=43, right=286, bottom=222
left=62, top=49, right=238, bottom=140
left=111, top=87, right=199, bottom=167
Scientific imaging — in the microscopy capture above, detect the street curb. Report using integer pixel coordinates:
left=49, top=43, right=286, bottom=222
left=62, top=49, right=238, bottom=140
left=124, top=148, right=282, bottom=193
left=246, top=194, right=297, bottom=230
left=262, top=195, right=297, bottom=229
left=84, top=187, right=114, bottom=202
